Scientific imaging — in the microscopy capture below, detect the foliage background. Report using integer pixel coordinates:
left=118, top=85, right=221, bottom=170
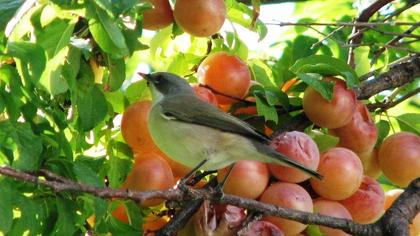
left=0, top=0, right=419, bottom=235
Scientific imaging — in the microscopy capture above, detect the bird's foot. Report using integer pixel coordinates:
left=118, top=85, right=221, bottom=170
left=213, top=184, right=225, bottom=200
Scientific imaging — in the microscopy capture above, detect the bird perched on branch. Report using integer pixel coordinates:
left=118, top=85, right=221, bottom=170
left=142, top=72, right=321, bottom=179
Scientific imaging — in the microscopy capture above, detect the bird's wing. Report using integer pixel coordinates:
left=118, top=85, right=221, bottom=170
left=159, top=95, right=270, bottom=143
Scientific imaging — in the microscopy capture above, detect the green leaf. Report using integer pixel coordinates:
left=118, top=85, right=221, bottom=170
left=107, top=152, right=132, bottom=188
left=8, top=196, right=46, bottom=236
left=125, top=80, right=150, bottom=103
left=77, top=85, right=108, bottom=131
left=226, top=2, right=267, bottom=41
left=395, top=113, right=420, bottom=135
left=35, top=18, right=75, bottom=58
left=309, top=131, right=339, bottom=152
left=122, top=28, right=148, bottom=55
left=39, top=46, right=70, bottom=95
left=376, top=119, right=390, bottom=145
left=106, top=56, right=126, bottom=91
left=74, top=161, right=104, bottom=187
left=6, top=42, right=46, bottom=84
left=0, top=180, right=13, bottom=233
left=124, top=201, right=143, bottom=229
left=264, top=87, right=289, bottom=111
left=53, top=198, right=77, bottom=235
left=250, top=60, right=275, bottom=87
left=273, top=36, right=319, bottom=86
left=306, top=224, right=324, bottom=236
left=290, top=55, right=359, bottom=88
left=0, top=121, right=42, bottom=170
left=0, top=0, right=22, bottom=32
left=105, top=90, right=127, bottom=114
left=296, top=73, right=334, bottom=101
left=353, top=46, right=370, bottom=76
left=87, top=3, right=128, bottom=57
left=255, top=93, right=278, bottom=123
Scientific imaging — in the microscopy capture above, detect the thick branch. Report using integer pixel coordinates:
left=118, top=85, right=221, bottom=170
left=356, top=54, right=420, bottom=99
left=1, top=165, right=419, bottom=236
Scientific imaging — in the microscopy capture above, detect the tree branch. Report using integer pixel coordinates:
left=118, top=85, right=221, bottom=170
left=356, top=54, right=420, bottom=99
left=0, top=165, right=419, bottom=236
left=367, top=87, right=420, bottom=112
left=347, top=0, right=395, bottom=67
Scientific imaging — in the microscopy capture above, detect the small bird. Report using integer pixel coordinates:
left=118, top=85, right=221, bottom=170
left=143, top=72, right=321, bottom=179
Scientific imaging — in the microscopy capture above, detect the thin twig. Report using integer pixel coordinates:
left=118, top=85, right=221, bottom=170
left=368, top=26, right=420, bottom=39
left=347, top=0, right=420, bottom=42
left=367, top=87, right=420, bottom=112
left=267, top=21, right=417, bottom=27
left=382, top=0, right=420, bottom=21
left=347, top=0, right=395, bottom=67
left=342, top=43, right=420, bottom=54
left=311, top=26, right=345, bottom=49
left=371, top=24, right=420, bottom=64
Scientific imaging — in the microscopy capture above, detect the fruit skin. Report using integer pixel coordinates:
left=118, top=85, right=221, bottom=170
left=269, top=131, right=320, bottom=183
left=142, top=0, right=174, bottom=30
left=112, top=204, right=130, bottom=224
left=121, top=101, right=156, bottom=153
left=311, top=199, right=352, bottom=236
left=330, top=101, right=378, bottom=153
left=339, top=176, right=384, bottom=224
left=378, top=132, right=420, bottom=187
left=303, top=77, right=356, bottom=129
left=192, top=85, right=219, bottom=107
left=123, top=153, right=174, bottom=207
left=217, top=160, right=269, bottom=199
left=174, top=0, right=226, bottom=37
left=358, top=148, right=381, bottom=179
left=310, top=147, right=363, bottom=200
left=260, top=182, right=313, bottom=235
left=384, top=189, right=420, bottom=236
left=198, top=51, right=251, bottom=105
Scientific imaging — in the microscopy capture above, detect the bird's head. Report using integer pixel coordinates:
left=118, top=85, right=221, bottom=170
left=141, top=72, right=194, bottom=101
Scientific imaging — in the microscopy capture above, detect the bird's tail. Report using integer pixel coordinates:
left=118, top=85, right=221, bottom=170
left=252, top=141, right=322, bottom=179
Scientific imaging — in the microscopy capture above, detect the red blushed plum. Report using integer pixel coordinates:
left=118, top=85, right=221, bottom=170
left=378, top=132, right=420, bottom=187
left=331, top=101, right=378, bottom=153
left=238, top=221, right=284, bottom=236
left=311, top=199, right=352, bottom=236
left=123, top=154, right=174, bottom=207
left=358, top=148, right=382, bottom=179
left=217, top=160, right=269, bottom=199
left=260, top=182, right=313, bottom=235
left=269, top=131, right=320, bottom=183
left=303, top=77, right=356, bottom=129
left=310, top=147, right=364, bottom=200
left=192, top=85, right=219, bottom=107
left=197, top=52, right=251, bottom=105
left=339, top=176, right=385, bottom=224
left=142, top=0, right=174, bottom=30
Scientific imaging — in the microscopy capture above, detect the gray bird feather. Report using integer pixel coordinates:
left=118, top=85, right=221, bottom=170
left=159, top=94, right=270, bottom=143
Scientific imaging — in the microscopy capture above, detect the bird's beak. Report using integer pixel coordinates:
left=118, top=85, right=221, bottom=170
left=138, top=72, right=151, bottom=82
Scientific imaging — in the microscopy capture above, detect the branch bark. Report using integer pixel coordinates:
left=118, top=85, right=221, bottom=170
left=0, top=165, right=419, bottom=236
left=356, top=54, right=420, bottom=99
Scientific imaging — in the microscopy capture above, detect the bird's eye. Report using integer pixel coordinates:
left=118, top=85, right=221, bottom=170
left=155, top=75, right=162, bottom=84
